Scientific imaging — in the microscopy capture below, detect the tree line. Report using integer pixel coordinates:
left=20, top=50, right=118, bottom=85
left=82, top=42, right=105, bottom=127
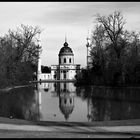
left=76, top=11, right=140, bottom=87
left=0, top=24, right=41, bottom=88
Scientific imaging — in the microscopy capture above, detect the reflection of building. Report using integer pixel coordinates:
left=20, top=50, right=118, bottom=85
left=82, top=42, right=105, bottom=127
left=87, top=98, right=92, bottom=121
left=36, top=83, right=42, bottom=121
left=59, top=92, right=75, bottom=120
left=59, top=82, right=76, bottom=93
left=38, top=38, right=80, bottom=81
left=51, top=82, right=76, bottom=121
left=37, top=82, right=51, bottom=91
left=36, top=82, right=76, bottom=121
left=59, top=83, right=75, bottom=121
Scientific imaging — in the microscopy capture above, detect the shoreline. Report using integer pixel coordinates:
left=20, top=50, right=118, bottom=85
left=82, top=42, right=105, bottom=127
left=30, top=79, right=76, bottom=83
left=0, top=116, right=139, bottom=138
left=0, top=116, right=140, bottom=127
left=0, top=84, right=32, bottom=92
left=1, top=82, right=140, bottom=92
left=76, top=84, right=140, bottom=89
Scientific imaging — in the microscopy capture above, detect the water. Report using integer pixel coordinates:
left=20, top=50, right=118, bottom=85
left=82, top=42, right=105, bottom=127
left=0, top=82, right=140, bottom=122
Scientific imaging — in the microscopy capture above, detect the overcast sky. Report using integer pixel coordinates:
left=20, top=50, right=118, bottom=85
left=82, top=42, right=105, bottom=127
left=0, top=2, right=140, bottom=67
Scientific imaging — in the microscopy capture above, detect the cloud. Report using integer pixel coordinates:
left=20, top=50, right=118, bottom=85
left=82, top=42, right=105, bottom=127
left=0, top=2, right=140, bottom=67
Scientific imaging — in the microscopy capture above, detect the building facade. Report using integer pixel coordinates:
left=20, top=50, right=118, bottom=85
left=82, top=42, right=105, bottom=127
left=51, top=40, right=80, bottom=80
left=38, top=39, right=80, bottom=81
left=37, top=50, right=52, bottom=81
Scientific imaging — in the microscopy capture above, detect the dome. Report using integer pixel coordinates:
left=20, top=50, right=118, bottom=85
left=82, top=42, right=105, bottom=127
left=59, top=41, right=74, bottom=56
left=59, top=105, right=74, bottom=120
left=59, top=94, right=74, bottom=120
left=60, top=106, right=73, bottom=120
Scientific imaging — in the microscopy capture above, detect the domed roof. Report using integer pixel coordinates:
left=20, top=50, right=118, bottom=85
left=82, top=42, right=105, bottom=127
left=59, top=94, right=74, bottom=120
left=59, top=41, right=74, bottom=56
left=59, top=105, right=74, bottom=120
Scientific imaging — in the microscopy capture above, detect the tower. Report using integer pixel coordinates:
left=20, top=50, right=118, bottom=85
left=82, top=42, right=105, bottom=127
left=86, top=34, right=91, bottom=69
left=58, top=38, right=74, bottom=80
left=37, top=39, right=42, bottom=81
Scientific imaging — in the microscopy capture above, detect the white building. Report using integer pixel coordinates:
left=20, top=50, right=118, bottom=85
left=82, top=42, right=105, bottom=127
left=38, top=39, right=80, bottom=81
left=37, top=53, right=52, bottom=81
left=51, top=39, right=80, bottom=80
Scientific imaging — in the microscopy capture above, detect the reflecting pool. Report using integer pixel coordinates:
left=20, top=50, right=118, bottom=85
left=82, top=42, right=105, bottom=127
left=0, top=82, right=140, bottom=122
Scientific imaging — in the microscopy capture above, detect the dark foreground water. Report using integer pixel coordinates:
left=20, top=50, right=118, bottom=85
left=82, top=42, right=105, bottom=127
left=1, top=82, right=140, bottom=122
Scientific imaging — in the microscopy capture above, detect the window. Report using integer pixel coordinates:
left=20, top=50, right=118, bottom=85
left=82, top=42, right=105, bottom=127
left=70, top=99, right=72, bottom=104
left=64, top=83, right=66, bottom=88
left=64, top=71, right=66, bottom=79
left=59, top=58, right=61, bottom=64
left=54, top=75, right=56, bottom=79
left=64, top=99, right=67, bottom=104
left=69, top=58, right=71, bottom=63
left=64, top=58, right=66, bottom=63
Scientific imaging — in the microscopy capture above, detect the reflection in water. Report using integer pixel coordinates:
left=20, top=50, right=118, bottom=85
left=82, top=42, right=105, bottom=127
left=0, top=86, right=40, bottom=121
left=0, top=83, right=140, bottom=122
left=58, top=83, right=75, bottom=121
left=37, top=82, right=76, bottom=121
left=77, top=86, right=140, bottom=121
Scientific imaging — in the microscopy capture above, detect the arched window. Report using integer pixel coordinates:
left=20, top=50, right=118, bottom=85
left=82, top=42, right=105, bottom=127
left=70, top=98, right=72, bottom=104
left=64, top=99, right=67, bottom=104
left=64, top=83, right=66, bottom=88
left=69, top=58, right=71, bottom=63
left=64, top=58, right=66, bottom=63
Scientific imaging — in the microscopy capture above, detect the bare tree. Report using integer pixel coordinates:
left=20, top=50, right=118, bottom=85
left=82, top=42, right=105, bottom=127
left=96, top=11, right=126, bottom=59
left=0, top=24, right=42, bottom=87
left=8, top=24, right=42, bottom=63
left=91, top=25, right=107, bottom=69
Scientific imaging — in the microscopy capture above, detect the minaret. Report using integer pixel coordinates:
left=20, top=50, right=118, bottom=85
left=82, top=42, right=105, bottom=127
left=86, top=31, right=91, bottom=69
left=37, top=39, right=42, bottom=81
